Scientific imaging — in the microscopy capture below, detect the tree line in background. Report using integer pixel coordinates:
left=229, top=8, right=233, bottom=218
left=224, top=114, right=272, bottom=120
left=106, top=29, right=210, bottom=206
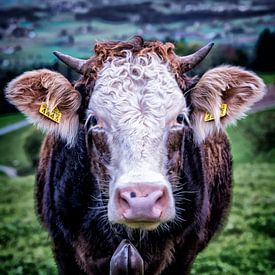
left=1, top=28, right=275, bottom=115
left=252, top=28, right=275, bottom=72
left=173, top=28, right=275, bottom=72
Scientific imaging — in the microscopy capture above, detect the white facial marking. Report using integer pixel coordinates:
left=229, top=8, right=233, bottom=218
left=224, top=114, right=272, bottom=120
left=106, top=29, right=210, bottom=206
left=87, top=51, right=188, bottom=225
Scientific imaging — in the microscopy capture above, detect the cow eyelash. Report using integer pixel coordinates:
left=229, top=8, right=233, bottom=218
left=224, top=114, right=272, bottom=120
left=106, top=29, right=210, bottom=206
left=176, top=113, right=190, bottom=126
left=85, top=114, right=98, bottom=130
left=91, top=116, right=98, bottom=126
left=84, top=114, right=91, bottom=130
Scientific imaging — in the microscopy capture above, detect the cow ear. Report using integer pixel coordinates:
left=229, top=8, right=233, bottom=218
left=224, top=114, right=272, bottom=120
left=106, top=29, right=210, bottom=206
left=5, top=69, right=81, bottom=145
left=190, top=65, right=266, bottom=143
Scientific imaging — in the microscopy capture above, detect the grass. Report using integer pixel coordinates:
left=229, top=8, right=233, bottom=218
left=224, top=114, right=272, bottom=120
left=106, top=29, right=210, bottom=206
left=192, top=163, right=275, bottom=274
left=227, top=108, right=275, bottom=164
left=0, top=126, right=34, bottom=173
left=0, top=109, right=274, bottom=274
left=0, top=175, right=56, bottom=275
left=258, top=72, right=275, bottom=85
left=0, top=113, right=25, bottom=128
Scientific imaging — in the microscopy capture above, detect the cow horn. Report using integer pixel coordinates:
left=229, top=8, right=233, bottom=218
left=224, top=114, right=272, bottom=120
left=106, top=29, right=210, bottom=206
left=53, top=51, right=87, bottom=74
left=177, top=42, right=214, bottom=73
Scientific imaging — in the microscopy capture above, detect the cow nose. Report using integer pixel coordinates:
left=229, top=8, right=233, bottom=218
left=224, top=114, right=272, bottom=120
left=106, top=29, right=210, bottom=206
left=116, top=185, right=168, bottom=222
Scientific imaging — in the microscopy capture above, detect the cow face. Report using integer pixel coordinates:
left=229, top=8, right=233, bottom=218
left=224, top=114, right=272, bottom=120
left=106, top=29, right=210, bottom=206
left=86, top=52, right=188, bottom=229
left=5, top=38, right=265, bottom=231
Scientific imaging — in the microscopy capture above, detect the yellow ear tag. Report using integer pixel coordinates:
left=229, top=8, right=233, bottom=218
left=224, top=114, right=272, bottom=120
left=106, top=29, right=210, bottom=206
left=39, top=102, right=62, bottom=123
left=204, top=103, right=227, bottom=122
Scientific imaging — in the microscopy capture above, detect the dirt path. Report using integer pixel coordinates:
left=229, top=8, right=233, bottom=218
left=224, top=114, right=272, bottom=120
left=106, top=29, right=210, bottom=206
left=0, top=165, right=17, bottom=177
left=0, top=120, right=30, bottom=136
left=251, top=84, right=275, bottom=113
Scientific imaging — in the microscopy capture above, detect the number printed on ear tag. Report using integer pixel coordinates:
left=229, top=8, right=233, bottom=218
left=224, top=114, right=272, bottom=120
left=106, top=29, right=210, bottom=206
left=204, top=103, right=227, bottom=122
left=39, top=102, right=62, bottom=123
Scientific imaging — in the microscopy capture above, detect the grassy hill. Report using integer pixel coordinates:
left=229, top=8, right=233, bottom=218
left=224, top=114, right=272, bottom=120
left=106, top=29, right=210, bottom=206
left=0, top=108, right=274, bottom=274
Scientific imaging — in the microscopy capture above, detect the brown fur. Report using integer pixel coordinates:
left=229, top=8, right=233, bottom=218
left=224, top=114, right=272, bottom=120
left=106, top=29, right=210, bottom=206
left=201, top=133, right=232, bottom=246
left=5, top=69, right=81, bottom=144
left=153, top=239, right=175, bottom=274
left=36, top=135, right=56, bottom=222
left=73, top=234, right=111, bottom=274
left=86, top=130, right=111, bottom=194
left=166, top=129, right=185, bottom=187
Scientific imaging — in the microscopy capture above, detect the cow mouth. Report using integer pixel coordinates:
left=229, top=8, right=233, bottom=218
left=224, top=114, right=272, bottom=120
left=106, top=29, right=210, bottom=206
left=122, top=221, right=161, bottom=230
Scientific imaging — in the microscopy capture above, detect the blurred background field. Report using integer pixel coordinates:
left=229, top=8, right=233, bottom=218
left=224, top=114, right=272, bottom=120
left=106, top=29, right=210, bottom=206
left=0, top=0, right=275, bottom=274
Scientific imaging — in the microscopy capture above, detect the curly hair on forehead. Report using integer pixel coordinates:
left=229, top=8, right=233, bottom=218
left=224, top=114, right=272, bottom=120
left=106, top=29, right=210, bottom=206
left=79, top=36, right=188, bottom=88
left=94, top=35, right=175, bottom=60
left=74, top=36, right=191, bottom=121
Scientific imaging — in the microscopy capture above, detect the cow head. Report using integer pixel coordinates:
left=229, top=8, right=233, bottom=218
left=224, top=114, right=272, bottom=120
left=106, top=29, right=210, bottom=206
left=5, top=36, right=265, bottom=231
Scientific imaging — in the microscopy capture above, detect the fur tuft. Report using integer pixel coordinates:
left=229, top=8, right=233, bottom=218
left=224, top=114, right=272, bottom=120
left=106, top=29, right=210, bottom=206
left=190, top=65, right=266, bottom=143
left=5, top=69, right=81, bottom=145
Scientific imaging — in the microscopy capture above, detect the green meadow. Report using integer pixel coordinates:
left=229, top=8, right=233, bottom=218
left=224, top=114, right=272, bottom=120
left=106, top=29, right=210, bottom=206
left=0, top=113, right=25, bottom=128
left=0, top=108, right=274, bottom=274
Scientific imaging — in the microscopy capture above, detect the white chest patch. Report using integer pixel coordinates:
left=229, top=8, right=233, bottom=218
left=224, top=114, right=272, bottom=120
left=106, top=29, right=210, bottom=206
left=87, top=51, right=187, bottom=187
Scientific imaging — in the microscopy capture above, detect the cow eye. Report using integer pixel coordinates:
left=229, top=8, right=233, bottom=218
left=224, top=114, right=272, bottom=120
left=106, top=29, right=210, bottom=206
left=176, top=114, right=184, bottom=124
left=85, top=114, right=98, bottom=130
left=91, top=115, right=98, bottom=126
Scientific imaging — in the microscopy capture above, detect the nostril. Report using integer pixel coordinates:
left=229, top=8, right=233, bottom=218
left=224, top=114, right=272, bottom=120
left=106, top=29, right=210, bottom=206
left=156, top=195, right=163, bottom=204
left=119, top=196, right=131, bottom=211
left=116, top=190, right=132, bottom=216
left=154, top=189, right=168, bottom=210
left=130, top=192, right=136, bottom=198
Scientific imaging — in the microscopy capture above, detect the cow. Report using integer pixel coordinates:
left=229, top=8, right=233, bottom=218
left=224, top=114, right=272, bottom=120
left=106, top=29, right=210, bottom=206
left=5, top=36, right=265, bottom=274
